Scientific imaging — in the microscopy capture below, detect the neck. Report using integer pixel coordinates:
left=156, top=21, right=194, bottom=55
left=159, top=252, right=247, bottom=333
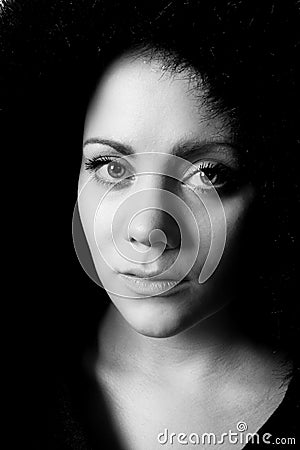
left=95, top=304, right=252, bottom=384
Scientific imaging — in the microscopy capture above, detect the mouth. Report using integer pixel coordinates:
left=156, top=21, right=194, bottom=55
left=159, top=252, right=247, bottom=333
left=118, top=272, right=189, bottom=297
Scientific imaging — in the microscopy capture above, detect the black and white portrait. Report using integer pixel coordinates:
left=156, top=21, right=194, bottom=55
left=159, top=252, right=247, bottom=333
left=1, top=1, right=299, bottom=449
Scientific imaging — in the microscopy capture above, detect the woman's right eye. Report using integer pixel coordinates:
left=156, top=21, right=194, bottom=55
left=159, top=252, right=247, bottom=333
left=85, top=156, right=135, bottom=186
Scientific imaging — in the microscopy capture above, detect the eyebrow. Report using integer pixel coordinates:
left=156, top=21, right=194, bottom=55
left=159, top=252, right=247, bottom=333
left=83, top=138, right=134, bottom=156
left=83, top=137, right=238, bottom=159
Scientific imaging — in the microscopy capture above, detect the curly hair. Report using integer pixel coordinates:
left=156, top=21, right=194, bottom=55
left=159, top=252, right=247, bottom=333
left=1, top=0, right=299, bottom=367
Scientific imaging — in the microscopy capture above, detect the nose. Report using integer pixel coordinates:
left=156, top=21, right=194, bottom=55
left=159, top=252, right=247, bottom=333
left=128, top=208, right=180, bottom=250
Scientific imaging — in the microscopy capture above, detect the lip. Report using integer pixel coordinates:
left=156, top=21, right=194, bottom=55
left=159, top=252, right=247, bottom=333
left=120, top=266, right=180, bottom=281
left=119, top=273, right=188, bottom=297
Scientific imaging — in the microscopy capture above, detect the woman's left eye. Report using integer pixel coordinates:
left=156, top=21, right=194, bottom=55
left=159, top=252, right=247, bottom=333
left=183, top=161, right=232, bottom=190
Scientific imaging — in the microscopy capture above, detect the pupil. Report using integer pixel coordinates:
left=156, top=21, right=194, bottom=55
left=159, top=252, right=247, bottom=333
left=201, top=169, right=217, bottom=184
left=108, top=161, right=125, bottom=178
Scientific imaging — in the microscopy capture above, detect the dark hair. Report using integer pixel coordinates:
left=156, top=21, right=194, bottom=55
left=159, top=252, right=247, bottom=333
left=1, top=0, right=299, bottom=370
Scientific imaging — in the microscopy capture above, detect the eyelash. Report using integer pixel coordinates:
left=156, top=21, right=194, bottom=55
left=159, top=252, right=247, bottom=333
left=85, top=155, right=134, bottom=189
left=84, top=155, right=241, bottom=193
left=85, top=155, right=116, bottom=173
left=184, top=161, right=237, bottom=191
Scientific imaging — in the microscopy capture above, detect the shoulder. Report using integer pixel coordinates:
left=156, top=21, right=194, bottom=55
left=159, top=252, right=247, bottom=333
left=257, top=368, right=300, bottom=441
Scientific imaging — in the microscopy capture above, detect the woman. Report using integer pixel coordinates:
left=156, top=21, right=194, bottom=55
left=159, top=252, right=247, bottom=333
left=1, top=0, right=299, bottom=449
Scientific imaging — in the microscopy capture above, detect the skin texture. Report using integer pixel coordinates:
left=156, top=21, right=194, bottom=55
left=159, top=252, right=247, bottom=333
left=78, top=55, right=255, bottom=338
left=78, top=54, right=290, bottom=450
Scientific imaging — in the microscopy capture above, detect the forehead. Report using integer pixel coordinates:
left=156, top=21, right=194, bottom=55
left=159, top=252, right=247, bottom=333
left=84, top=56, right=232, bottom=152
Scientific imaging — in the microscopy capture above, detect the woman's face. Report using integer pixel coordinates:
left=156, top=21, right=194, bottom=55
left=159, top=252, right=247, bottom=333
left=78, top=55, right=254, bottom=338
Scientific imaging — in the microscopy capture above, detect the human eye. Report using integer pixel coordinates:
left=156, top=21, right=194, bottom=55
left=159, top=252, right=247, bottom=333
left=85, top=155, right=135, bottom=187
left=182, top=160, right=239, bottom=193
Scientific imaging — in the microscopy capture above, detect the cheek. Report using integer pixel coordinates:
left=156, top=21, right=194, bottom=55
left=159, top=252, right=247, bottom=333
left=188, top=192, right=227, bottom=279
left=78, top=174, right=117, bottom=251
left=225, top=191, right=254, bottom=240
left=191, top=187, right=255, bottom=280
left=221, top=188, right=255, bottom=266
left=94, top=199, right=118, bottom=251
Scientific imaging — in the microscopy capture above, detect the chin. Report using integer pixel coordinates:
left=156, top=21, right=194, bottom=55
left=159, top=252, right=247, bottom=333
left=131, top=320, right=189, bottom=339
left=110, top=293, right=208, bottom=338
left=132, top=320, right=186, bottom=338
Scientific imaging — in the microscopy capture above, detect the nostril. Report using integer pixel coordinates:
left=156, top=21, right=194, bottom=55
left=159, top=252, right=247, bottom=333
left=129, top=229, right=167, bottom=248
left=129, top=236, right=154, bottom=254
left=127, top=209, right=181, bottom=249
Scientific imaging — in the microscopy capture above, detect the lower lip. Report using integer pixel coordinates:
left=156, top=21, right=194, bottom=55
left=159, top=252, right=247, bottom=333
left=119, top=274, right=188, bottom=297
